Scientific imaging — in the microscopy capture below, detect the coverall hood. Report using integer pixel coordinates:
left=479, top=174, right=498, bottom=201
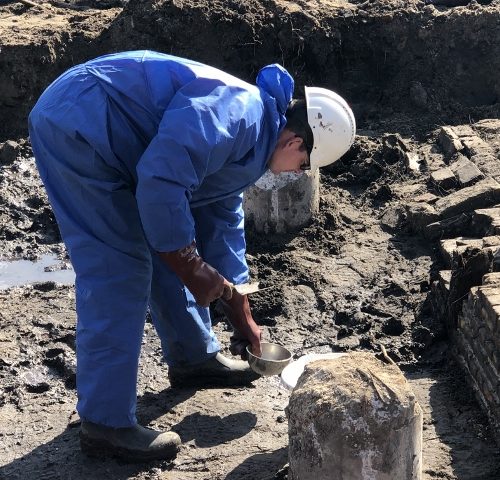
left=256, top=64, right=294, bottom=133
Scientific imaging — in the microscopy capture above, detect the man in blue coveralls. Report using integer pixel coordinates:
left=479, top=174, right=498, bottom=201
left=29, top=51, right=356, bottom=462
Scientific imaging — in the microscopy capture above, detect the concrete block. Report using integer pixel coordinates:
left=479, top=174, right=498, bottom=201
left=244, top=170, right=319, bottom=233
left=434, top=178, right=500, bottom=219
left=288, top=353, right=422, bottom=480
left=450, top=156, right=484, bottom=187
left=430, top=167, right=456, bottom=191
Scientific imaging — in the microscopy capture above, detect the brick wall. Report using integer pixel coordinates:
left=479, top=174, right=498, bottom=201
left=426, top=121, right=500, bottom=443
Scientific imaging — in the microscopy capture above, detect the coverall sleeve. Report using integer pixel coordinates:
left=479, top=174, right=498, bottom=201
left=192, top=194, right=248, bottom=285
left=135, top=79, right=261, bottom=253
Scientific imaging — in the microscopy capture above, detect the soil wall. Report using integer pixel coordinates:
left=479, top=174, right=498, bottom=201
left=1, top=0, right=499, bottom=140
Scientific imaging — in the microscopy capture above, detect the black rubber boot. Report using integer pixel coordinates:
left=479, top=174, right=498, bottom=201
left=80, top=421, right=181, bottom=462
left=168, top=352, right=260, bottom=388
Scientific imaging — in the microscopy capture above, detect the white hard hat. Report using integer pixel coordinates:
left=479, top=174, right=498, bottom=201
left=305, top=86, right=356, bottom=169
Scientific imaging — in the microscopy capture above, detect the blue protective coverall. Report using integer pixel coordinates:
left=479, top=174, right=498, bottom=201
left=28, top=50, right=294, bottom=427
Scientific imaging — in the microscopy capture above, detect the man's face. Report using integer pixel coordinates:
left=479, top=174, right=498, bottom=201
left=268, top=130, right=310, bottom=174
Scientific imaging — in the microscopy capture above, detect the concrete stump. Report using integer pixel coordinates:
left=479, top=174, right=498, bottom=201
left=287, top=352, right=422, bottom=480
left=243, top=170, right=319, bottom=233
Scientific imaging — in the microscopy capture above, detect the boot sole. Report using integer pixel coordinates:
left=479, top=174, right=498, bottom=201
left=80, top=432, right=179, bottom=463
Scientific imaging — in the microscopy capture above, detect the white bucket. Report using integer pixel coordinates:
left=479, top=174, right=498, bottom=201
left=280, top=352, right=346, bottom=390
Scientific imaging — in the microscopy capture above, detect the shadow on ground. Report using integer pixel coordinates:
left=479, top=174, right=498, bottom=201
left=225, top=447, right=288, bottom=480
left=406, top=360, right=500, bottom=480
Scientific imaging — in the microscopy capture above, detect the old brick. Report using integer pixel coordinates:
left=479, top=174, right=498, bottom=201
left=478, top=289, right=500, bottom=334
left=483, top=293, right=500, bottom=307
left=439, top=270, right=452, bottom=290
left=473, top=119, right=500, bottom=135
left=434, top=178, right=500, bottom=219
left=494, top=329, right=500, bottom=353
left=438, top=126, right=464, bottom=155
left=440, top=238, right=483, bottom=268
left=457, top=314, right=465, bottom=330
left=482, top=338, right=496, bottom=360
left=472, top=207, right=500, bottom=236
left=481, top=355, right=499, bottom=391
left=461, top=341, right=480, bottom=378
left=431, top=167, right=456, bottom=191
left=404, top=152, right=421, bottom=172
left=483, top=236, right=500, bottom=248
left=481, top=370, right=499, bottom=406
left=414, top=192, right=439, bottom=204
left=451, top=125, right=476, bottom=137
left=424, top=213, right=473, bottom=241
left=483, top=272, right=500, bottom=285
left=493, top=349, right=500, bottom=376
left=470, top=154, right=500, bottom=183
left=450, top=156, right=484, bottom=187
left=482, top=307, right=498, bottom=336
left=482, top=384, right=494, bottom=406
left=494, top=404, right=500, bottom=424
left=405, top=202, right=439, bottom=233
left=424, top=154, right=447, bottom=172
left=461, top=136, right=491, bottom=157
left=478, top=325, right=489, bottom=344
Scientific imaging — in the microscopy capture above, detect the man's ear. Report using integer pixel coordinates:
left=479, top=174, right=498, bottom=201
left=286, top=135, right=303, bottom=150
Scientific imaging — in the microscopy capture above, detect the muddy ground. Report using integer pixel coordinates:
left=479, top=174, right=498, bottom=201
left=1, top=0, right=500, bottom=479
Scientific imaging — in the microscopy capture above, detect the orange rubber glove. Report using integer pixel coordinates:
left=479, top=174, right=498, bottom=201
left=159, top=241, right=230, bottom=307
left=220, top=291, right=262, bottom=359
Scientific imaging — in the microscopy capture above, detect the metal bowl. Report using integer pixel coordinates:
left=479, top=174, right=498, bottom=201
left=246, top=342, right=292, bottom=376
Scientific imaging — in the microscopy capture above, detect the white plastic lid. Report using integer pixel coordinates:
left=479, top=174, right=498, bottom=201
left=280, top=352, right=347, bottom=391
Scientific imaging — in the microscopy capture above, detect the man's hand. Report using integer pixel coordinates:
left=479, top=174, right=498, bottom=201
left=159, top=242, right=226, bottom=307
left=220, top=291, right=262, bottom=358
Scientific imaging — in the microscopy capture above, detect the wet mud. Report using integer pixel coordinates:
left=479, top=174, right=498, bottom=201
left=1, top=0, right=500, bottom=479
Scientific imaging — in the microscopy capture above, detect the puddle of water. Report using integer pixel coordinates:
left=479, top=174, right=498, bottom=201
left=0, top=255, right=75, bottom=290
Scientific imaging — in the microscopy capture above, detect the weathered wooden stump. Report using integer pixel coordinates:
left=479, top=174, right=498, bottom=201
left=287, top=352, right=422, bottom=480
